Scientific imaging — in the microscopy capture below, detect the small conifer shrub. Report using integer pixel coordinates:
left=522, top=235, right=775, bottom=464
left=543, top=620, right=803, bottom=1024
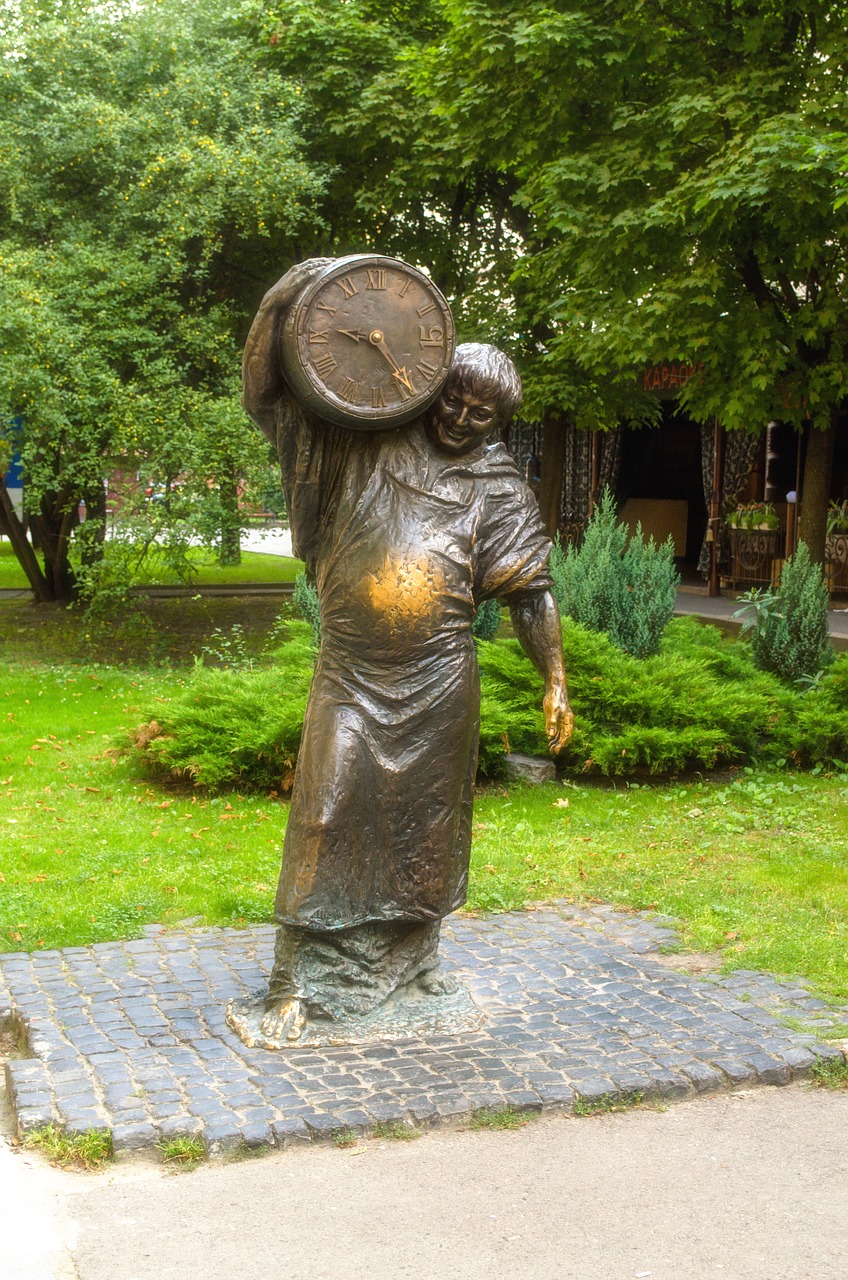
left=551, top=490, right=679, bottom=658
left=293, top=571, right=322, bottom=646
left=751, top=542, right=833, bottom=683
left=472, top=598, right=502, bottom=641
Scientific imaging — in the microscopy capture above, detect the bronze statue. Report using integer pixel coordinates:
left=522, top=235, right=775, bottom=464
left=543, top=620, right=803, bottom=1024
left=229, top=257, right=573, bottom=1048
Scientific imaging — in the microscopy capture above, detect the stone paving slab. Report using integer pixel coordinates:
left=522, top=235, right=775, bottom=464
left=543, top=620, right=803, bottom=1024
left=1, top=903, right=845, bottom=1157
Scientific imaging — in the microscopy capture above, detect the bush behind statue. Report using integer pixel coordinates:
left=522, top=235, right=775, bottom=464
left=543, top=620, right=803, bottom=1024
left=130, top=615, right=835, bottom=790
left=130, top=622, right=315, bottom=792
left=751, top=542, right=833, bottom=683
left=550, top=490, right=679, bottom=659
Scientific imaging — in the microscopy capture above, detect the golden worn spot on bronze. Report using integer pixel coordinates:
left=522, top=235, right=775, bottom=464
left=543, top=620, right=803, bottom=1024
left=367, top=555, right=444, bottom=635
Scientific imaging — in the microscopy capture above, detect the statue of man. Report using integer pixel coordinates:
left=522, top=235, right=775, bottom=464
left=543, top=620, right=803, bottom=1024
left=240, top=259, right=573, bottom=1044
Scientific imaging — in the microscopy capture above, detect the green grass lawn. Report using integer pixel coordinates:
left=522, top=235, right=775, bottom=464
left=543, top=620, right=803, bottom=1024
left=0, top=538, right=302, bottom=590
left=130, top=547, right=302, bottom=585
left=0, top=541, right=28, bottom=588
left=2, top=646, right=848, bottom=1000
left=0, top=594, right=292, bottom=667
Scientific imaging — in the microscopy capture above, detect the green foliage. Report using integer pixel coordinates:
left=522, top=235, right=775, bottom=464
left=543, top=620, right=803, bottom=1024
left=751, top=543, right=833, bottom=683
left=573, top=1091, right=644, bottom=1118
left=158, top=1135, right=206, bottom=1171
left=471, top=598, right=502, bottom=642
left=793, top=653, right=848, bottom=767
left=478, top=615, right=795, bottom=778
left=371, top=1120, right=420, bottom=1141
left=416, top=2, right=848, bottom=437
left=7, top=649, right=848, bottom=999
left=551, top=492, right=679, bottom=658
left=0, top=0, right=326, bottom=600
left=469, top=1106, right=530, bottom=1131
left=809, top=1057, right=848, bottom=1090
left=129, top=612, right=821, bottom=788
left=132, top=622, right=314, bottom=791
left=22, top=1125, right=112, bottom=1170
left=292, top=571, right=322, bottom=647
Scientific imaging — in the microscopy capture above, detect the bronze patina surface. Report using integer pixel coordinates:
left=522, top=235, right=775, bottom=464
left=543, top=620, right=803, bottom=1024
left=230, top=257, right=573, bottom=1049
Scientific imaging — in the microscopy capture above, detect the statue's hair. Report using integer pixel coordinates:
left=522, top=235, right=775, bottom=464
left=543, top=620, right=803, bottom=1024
left=450, top=342, right=523, bottom=425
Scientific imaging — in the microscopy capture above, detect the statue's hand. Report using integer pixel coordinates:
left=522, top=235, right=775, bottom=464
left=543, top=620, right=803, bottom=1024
left=260, top=258, right=334, bottom=314
left=544, top=684, right=574, bottom=755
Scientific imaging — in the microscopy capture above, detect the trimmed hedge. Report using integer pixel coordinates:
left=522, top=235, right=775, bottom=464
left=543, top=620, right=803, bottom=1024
left=129, top=614, right=841, bottom=792
left=478, top=616, right=796, bottom=777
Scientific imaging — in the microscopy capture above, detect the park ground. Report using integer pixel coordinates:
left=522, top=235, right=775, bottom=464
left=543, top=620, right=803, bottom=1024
left=2, top=1080, right=847, bottom=1280
left=2, top=537, right=848, bottom=1280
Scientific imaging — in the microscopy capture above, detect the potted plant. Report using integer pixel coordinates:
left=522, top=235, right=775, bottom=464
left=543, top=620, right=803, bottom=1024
left=826, top=501, right=848, bottom=536
left=752, top=502, right=779, bottom=531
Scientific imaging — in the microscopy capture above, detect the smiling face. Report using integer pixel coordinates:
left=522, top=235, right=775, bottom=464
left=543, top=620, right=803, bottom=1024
left=424, top=343, right=522, bottom=458
left=426, top=385, right=500, bottom=456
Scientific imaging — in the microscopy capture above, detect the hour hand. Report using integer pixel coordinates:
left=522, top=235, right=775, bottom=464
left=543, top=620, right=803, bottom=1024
left=336, top=327, right=369, bottom=343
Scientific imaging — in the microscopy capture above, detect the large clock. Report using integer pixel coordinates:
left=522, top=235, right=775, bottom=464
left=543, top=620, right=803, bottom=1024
left=279, top=255, right=456, bottom=430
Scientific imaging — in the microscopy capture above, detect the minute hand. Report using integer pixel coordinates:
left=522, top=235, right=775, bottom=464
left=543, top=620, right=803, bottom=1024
left=368, top=330, right=414, bottom=392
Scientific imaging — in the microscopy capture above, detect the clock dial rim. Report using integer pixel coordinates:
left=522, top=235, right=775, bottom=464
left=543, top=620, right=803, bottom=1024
left=280, top=255, right=456, bottom=431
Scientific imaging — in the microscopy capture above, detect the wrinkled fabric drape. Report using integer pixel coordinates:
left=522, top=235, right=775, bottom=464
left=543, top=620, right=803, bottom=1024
left=275, top=407, right=553, bottom=933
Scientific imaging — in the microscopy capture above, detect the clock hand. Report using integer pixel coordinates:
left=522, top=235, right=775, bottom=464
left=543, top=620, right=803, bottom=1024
left=368, top=330, right=414, bottom=391
left=336, top=327, right=369, bottom=343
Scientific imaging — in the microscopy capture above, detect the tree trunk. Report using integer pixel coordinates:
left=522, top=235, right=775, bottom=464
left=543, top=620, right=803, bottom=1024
left=31, top=494, right=78, bottom=602
left=538, top=414, right=567, bottom=540
left=0, top=476, right=55, bottom=600
left=218, top=463, right=241, bottom=566
left=798, top=417, right=837, bottom=564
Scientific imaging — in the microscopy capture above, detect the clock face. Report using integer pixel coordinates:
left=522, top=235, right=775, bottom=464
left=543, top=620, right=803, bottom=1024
left=280, top=255, right=456, bottom=430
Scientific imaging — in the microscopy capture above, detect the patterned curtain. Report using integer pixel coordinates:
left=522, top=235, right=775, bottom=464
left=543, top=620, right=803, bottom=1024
left=504, top=421, right=622, bottom=542
left=561, top=426, right=621, bottom=542
left=698, top=425, right=762, bottom=576
left=503, top=419, right=542, bottom=494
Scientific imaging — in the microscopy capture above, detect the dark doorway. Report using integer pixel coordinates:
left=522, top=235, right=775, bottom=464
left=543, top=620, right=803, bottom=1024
left=617, top=404, right=707, bottom=567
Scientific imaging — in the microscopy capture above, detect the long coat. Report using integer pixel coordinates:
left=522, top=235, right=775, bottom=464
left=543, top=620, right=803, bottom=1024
left=273, top=407, right=552, bottom=932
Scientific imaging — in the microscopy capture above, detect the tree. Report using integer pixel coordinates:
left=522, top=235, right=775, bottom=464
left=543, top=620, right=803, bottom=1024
left=244, top=0, right=531, bottom=336
left=413, top=1, right=848, bottom=555
left=0, top=0, right=327, bottom=600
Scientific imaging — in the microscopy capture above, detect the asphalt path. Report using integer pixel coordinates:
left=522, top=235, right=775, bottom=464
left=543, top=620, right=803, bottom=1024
left=3, top=1082, right=847, bottom=1280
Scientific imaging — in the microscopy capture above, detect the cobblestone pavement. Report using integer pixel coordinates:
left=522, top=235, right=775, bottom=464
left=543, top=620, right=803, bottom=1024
left=1, top=903, right=845, bottom=1157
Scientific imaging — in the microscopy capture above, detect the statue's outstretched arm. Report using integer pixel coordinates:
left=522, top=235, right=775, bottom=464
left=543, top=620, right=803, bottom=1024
left=509, top=590, right=574, bottom=754
left=242, top=258, right=332, bottom=441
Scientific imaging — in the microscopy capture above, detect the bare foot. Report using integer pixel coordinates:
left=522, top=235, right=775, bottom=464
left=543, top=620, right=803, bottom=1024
left=416, top=969, right=458, bottom=996
left=259, top=997, right=306, bottom=1043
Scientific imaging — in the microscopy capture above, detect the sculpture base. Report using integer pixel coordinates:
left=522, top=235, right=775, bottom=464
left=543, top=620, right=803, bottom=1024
left=226, top=979, right=483, bottom=1050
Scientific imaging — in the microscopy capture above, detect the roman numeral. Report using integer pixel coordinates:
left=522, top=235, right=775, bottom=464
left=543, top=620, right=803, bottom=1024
left=313, top=352, right=337, bottom=379
left=416, top=356, right=439, bottom=380
left=396, top=376, right=414, bottom=400
left=371, top=385, right=387, bottom=409
left=308, top=329, right=329, bottom=344
left=416, top=302, right=436, bottom=317
left=315, top=300, right=337, bottom=317
left=338, top=376, right=358, bottom=402
left=397, top=277, right=412, bottom=298
left=366, top=269, right=386, bottom=290
left=337, top=275, right=358, bottom=299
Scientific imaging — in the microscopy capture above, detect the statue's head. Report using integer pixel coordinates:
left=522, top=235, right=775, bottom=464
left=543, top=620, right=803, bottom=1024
left=425, top=342, right=522, bottom=456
